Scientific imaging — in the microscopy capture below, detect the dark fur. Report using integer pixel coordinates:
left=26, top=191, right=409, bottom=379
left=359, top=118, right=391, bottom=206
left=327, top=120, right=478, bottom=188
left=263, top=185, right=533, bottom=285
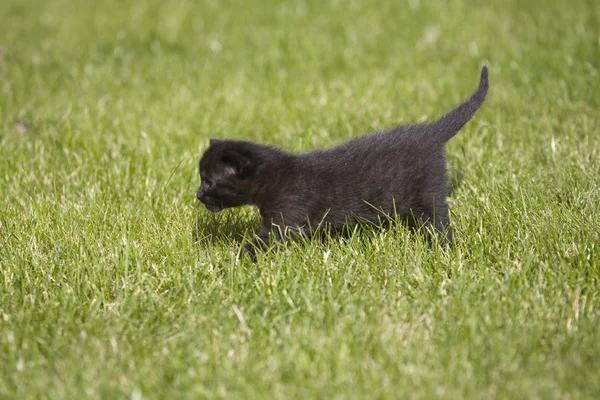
left=197, top=66, right=488, bottom=258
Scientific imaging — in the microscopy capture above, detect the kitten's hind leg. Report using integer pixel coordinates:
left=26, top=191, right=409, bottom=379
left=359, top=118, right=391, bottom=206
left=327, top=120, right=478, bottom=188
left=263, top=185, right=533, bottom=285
left=433, top=218, right=453, bottom=246
left=420, top=203, right=453, bottom=247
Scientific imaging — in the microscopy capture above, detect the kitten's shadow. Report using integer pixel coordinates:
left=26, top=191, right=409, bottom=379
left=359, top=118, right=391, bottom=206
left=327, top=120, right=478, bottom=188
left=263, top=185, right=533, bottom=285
left=193, top=208, right=261, bottom=246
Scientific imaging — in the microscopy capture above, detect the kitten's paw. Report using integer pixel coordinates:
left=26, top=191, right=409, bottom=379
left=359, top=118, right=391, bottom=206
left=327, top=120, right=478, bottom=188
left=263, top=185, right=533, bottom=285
left=243, top=242, right=258, bottom=262
left=242, top=235, right=270, bottom=262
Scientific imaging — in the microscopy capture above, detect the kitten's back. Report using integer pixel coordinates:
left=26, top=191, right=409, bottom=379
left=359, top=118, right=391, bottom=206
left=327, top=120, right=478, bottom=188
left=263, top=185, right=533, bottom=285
left=294, top=66, right=488, bottom=222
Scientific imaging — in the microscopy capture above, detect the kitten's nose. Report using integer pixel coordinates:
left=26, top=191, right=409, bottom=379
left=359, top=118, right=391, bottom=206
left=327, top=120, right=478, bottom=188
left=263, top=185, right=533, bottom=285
left=196, top=188, right=204, bottom=201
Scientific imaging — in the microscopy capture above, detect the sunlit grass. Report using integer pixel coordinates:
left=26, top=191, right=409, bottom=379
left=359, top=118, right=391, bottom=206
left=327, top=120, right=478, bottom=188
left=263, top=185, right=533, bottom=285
left=1, top=0, right=599, bottom=398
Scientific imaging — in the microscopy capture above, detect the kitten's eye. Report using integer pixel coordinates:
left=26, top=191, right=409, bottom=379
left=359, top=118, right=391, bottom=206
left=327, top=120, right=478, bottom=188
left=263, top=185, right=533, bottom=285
left=203, top=179, right=214, bottom=188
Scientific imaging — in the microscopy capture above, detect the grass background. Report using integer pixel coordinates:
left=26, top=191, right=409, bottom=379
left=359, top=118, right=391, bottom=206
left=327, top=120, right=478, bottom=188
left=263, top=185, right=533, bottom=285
left=1, top=0, right=599, bottom=398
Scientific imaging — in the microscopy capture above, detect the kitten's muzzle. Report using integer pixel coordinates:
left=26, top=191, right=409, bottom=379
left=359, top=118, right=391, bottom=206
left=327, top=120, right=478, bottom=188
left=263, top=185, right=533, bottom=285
left=196, top=188, right=224, bottom=213
left=204, top=203, right=225, bottom=213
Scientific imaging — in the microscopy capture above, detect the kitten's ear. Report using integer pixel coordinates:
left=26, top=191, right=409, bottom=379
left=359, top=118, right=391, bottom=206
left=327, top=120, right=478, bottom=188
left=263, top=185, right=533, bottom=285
left=209, top=138, right=221, bottom=146
left=222, top=149, right=257, bottom=179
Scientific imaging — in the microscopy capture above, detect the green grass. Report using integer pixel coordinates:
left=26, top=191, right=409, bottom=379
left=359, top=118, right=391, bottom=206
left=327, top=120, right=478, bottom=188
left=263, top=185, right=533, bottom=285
left=1, top=0, right=600, bottom=398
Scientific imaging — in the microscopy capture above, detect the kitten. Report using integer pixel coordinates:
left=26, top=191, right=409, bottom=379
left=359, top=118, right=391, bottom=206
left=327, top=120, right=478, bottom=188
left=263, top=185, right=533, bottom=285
left=197, top=66, right=488, bottom=258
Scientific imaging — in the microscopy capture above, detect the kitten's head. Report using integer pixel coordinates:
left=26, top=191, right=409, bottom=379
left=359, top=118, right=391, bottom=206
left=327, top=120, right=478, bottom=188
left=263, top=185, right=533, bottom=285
left=196, top=139, right=264, bottom=213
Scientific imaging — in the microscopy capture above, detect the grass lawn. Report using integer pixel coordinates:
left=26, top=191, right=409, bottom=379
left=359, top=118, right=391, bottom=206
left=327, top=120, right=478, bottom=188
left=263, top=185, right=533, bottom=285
left=1, top=0, right=599, bottom=398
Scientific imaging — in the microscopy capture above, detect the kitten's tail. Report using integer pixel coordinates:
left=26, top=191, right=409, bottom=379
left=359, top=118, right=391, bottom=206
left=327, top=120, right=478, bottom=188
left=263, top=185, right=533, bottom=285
left=431, top=66, right=488, bottom=144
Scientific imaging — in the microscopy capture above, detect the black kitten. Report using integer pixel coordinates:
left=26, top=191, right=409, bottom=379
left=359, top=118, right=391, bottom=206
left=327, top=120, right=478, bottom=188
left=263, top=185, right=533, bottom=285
left=197, top=66, right=488, bottom=257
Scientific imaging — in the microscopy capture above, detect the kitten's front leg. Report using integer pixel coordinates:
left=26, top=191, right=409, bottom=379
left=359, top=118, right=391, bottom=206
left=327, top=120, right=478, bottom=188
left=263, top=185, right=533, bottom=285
left=243, top=225, right=279, bottom=262
left=243, top=222, right=311, bottom=261
left=243, top=218, right=311, bottom=261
